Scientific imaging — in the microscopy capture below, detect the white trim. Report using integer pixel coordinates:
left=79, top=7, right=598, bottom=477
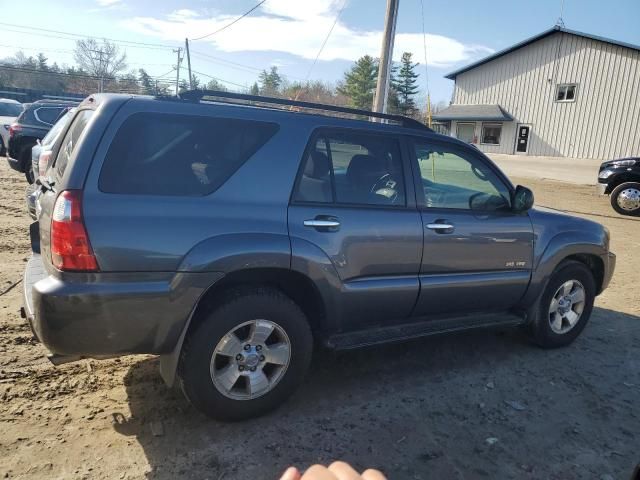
left=555, top=83, right=578, bottom=103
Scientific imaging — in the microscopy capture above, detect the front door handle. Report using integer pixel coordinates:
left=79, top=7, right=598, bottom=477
left=426, top=220, right=454, bottom=233
left=304, top=217, right=341, bottom=231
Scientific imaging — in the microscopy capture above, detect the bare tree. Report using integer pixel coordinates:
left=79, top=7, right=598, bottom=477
left=74, top=38, right=127, bottom=80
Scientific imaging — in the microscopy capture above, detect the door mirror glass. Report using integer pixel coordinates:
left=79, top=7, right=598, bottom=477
left=512, top=185, right=534, bottom=212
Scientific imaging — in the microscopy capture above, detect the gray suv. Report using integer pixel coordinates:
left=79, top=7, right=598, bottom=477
left=23, top=91, right=615, bottom=420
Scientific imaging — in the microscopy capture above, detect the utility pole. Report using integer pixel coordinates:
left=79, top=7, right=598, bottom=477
left=173, top=47, right=182, bottom=96
left=185, top=38, right=193, bottom=90
left=373, top=0, right=399, bottom=114
left=89, top=49, right=106, bottom=93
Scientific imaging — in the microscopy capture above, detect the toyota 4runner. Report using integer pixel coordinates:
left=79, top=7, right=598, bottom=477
left=23, top=91, right=615, bottom=420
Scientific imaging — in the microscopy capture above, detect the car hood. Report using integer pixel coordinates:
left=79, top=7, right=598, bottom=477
left=599, top=157, right=639, bottom=168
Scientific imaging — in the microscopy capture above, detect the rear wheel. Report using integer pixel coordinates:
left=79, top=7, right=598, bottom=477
left=179, top=287, right=313, bottom=421
left=610, top=182, right=640, bottom=216
left=527, top=261, right=595, bottom=348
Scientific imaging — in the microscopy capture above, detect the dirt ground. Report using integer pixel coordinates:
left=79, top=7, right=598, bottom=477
left=0, top=159, right=638, bottom=480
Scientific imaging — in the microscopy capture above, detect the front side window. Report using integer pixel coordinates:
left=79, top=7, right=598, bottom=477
left=414, top=142, right=511, bottom=211
left=294, top=131, right=406, bottom=207
left=99, top=113, right=278, bottom=196
left=481, top=123, right=502, bottom=145
left=556, top=84, right=577, bottom=102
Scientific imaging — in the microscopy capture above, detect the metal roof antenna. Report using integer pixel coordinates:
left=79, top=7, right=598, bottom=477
left=556, top=0, right=566, bottom=27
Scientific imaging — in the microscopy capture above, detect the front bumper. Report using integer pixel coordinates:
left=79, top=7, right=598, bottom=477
left=23, top=254, right=223, bottom=358
left=596, top=182, right=608, bottom=196
left=600, top=251, right=616, bottom=294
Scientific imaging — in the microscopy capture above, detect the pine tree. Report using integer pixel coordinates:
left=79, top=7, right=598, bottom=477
left=36, top=53, right=48, bottom=71
left=249, top=82, right=260, bottom=95
left=259, top=66, right=282, bottom=95
left=392, top=52, right=420, bottom=116
left=138, top=68, right=154, bottom=94
left=337, top=55, right=378, bottom=110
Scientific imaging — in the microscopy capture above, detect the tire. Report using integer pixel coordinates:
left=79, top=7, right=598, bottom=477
left=610, top=182, right=640, bottom=216
left=527, top=260, right=596, bottom=348
left=179, top=286, right=313, bottom=421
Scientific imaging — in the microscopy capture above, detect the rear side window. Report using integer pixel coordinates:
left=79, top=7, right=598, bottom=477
left=35, top=107, right=64, bottom=125
left=0, top=102, right=22, bottom=116
left=99, top=113, right=279, bottom=196
left=54, top=110, right=94, bottom=178
left=294, top=130, right=406, bottom=207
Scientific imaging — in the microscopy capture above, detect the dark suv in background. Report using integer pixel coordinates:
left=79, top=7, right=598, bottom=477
left=6, top=99, right=77, bottom=183
left=23, top=91, right=615, bottom=420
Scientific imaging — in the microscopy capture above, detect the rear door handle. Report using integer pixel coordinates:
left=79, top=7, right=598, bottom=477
left=304, top=218, right=341, bottom=230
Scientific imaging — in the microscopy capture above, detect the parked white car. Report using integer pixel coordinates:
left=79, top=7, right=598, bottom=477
left=0, top=98, right=24, bottom=156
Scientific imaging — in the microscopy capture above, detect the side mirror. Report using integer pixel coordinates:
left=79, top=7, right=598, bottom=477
left=512, top=185, right=534, bottom=213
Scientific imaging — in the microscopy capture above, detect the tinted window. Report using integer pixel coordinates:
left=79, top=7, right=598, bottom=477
left=0, top=102, right=22, bottom=117
left=54, top=110, right=94, bottom=178
left=99, top=113, right=279, bottom=196
left=295, top=131, right=405, bottom=206
left=414, top=142, right=510, bottom=211
left=35, top=107, right=65, bottom=125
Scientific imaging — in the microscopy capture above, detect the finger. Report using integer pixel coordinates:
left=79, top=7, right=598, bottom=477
left=280, top=467, right=301, bottom=480
left=327, top=461, right=361, bottom=480
left=361, top=469, right=387, bottom=480
left=301, top=465, right=338, bottom=480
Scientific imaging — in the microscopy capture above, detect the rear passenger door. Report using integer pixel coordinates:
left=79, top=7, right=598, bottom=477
left=288, top=129, right=423, bottom=331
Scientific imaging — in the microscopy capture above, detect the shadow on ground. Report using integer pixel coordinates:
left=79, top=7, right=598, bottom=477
left=113, top=307, right=640, bottom=480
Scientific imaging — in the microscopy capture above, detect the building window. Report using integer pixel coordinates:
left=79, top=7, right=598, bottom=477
left=556, top=84, right=577, bottom=102
left=481, top=123, right=502, bottom=145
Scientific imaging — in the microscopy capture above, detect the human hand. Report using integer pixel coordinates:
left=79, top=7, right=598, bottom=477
left=279, top=461, right=386, bottom=480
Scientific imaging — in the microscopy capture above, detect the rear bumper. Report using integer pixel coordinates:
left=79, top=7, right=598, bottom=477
left=23, top=254, right=223, bottom=357
left=6, top=155, right=23, bottom=172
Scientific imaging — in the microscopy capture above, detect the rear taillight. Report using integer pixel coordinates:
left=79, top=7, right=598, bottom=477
left=8, top=123, right=21, bottom=138
left=38, top=151, right=52, bottom=177
left=50, top=190, right=99, bottom=272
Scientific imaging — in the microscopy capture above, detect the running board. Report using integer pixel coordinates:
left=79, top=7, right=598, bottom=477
left=326, top=313, right=525, bottom=350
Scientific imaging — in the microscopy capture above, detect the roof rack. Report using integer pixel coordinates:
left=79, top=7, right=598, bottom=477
left=177, top=89, right=432, bottom=132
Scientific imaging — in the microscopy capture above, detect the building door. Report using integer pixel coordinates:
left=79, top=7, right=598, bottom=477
left=456, top=122, right=476, bottom=144
left=515, top=124, right=531, bottom=154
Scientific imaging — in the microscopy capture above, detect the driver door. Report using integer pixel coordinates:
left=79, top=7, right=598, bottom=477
left=409, top=137, right=534, bottom=317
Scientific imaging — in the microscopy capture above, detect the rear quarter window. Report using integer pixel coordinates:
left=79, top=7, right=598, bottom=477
left=53, top=109, right=94, bottom=179
left=98, top=112, right=279, bottom=196
left=35, top=107, right=64, bottom=125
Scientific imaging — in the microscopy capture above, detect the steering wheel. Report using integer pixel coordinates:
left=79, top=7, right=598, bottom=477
left=370, top=173, right=400, bottom=204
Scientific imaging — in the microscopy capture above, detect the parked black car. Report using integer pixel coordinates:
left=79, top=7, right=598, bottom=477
left=6, top=100, right=77, bottom=183
left=597, top=157, right=640, bottom=215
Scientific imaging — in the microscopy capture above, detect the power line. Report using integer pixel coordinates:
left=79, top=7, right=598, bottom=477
left=0, top=64, right=177, bottom=83
left=0, top=22, right=176, bottom=51
left=191, top=0, right=268, bottom=41
left=303, top=0, right=347, bottom=83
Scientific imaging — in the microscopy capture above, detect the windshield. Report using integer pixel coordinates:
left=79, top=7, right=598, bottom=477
left=41, top=110, right=73, bottom=147
left=0, top=102, right=23, bottom=117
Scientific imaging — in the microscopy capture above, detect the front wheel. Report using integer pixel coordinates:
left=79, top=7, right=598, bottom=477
left=610, top=182, right=640, bottom=216
left=179, top=287, right=313, bottom=421
left=527, top=261, right=596, bottom=348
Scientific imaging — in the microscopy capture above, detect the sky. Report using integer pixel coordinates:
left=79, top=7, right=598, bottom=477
left=0, top=0, right=638, bottom=104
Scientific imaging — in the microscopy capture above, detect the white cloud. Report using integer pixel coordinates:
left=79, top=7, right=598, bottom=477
left=123, top=1, right=492, bottom=68
left=97, top=0, right=122, bottom=6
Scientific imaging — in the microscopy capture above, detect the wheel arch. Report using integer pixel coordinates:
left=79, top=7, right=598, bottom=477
left=160, top=267, right=327, bottom=386
left=606, top=174, right=640, bottom=194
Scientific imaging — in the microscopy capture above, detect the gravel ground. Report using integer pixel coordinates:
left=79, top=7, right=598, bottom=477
left=0, top=159, right=638, bottom=479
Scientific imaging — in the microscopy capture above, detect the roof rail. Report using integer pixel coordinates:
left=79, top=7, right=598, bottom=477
left=177, top=89, right=432, bottom=132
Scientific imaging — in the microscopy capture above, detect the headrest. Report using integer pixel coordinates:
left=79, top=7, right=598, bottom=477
left=304, top=150, right=331, bottom=178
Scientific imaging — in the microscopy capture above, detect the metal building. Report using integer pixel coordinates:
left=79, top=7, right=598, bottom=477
left=434, top=26, right=640, bottom=160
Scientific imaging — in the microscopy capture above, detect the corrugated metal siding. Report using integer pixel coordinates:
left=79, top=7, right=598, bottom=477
left=452, top=32, right=640, bottom=159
